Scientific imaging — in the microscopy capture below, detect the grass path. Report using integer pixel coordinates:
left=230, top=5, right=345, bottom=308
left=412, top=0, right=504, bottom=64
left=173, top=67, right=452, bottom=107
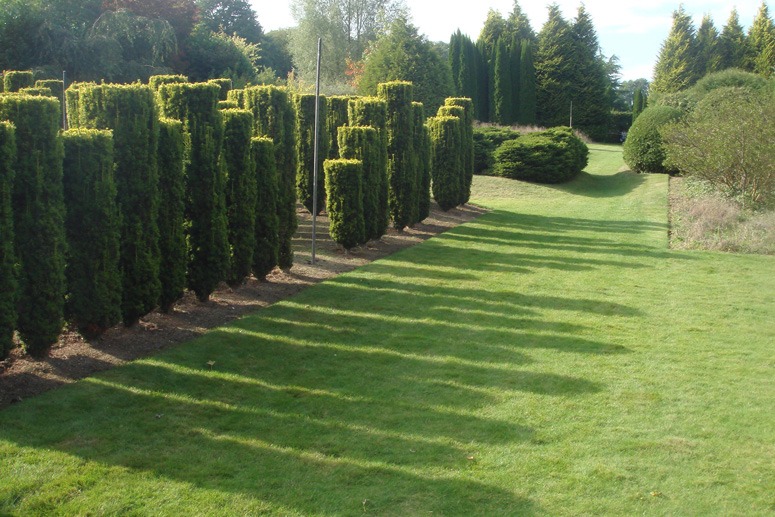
left=1, top=145, right=773, bottom=515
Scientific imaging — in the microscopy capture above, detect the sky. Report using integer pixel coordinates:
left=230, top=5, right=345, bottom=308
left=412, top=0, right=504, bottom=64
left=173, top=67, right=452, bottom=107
left=251, top=0, right=761, bottom=81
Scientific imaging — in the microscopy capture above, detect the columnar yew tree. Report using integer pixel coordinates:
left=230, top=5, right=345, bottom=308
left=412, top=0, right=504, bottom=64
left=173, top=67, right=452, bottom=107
left=74, top=83, right=161, bottom=325
left=251, top=137, right=280, bottom=280
left=243, top=85, right=296, bottom=270
left=413, top=104, right=432, bottom=222
left=208, top=78, right=232, bottom=100
left=157, top=118, right=187, bottom=312
left=294, top=93, right=329, bottom=215
left=35, top=80, right=64, bottom=100
left=444, top=97, right=474, bottom=204
left=0, top=122, right=15, bottom=359
left=377, top=81, right=415, bottom=229
left=327, top=96, right=351, bottom=159
left=158, top=82, right=229, bottom=302
left=221, top=108, right=257, bottom=286
left=493, top=36, right=513, bottom=124
left=3, top=71, right=34, bottom=92
left=436, top=104, right=466, bottom=205
left=148, top=74, right=188, bottom=91
left=324, top=159, right=365, bottom=250
left=338, top=125, right=384, bottom=242
left=427, top=115, right=461, bottom=211
left=0, top=95, right=66, bottom=356
left=61, top=129, right=122, bottom=336
left=348, top=96, right=389, bottom=238
left=518, top=40, right=537, bottom=124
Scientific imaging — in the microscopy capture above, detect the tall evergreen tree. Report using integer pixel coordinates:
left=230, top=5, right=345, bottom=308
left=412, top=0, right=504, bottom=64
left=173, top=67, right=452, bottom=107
left=696, top=14, right=721, bottom=77
left=536, top=4, right=575, bottom=127
left=632, top=88, right=644, bottom=123
left=509, top=35, right=522, bottom=124
left=507, top=1, right=536, bottom=43
left=652, top=6, right=698, bottom=94
left=493, top=36, right=513, bottom=124
left=747, top=3, right=775, bottom=77
left=475, top=38, right=490, bottom=121
left=518, top=39, right=537, bottom=124
left=718, top=10, right=748, bottom=70
left=479, top=10, right=508, bottom=121
left=449, top=30, right=463, bottom=94
left=459, top=34, right=478, bottom=104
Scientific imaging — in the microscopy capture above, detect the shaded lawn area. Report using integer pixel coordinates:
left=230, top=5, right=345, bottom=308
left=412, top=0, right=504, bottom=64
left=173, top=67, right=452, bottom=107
left=1, top=145, right=773, bottom=515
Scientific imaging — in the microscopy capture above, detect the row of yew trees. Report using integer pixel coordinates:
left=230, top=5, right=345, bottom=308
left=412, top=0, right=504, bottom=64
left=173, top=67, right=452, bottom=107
left=0, top=74, right=474, bottom=359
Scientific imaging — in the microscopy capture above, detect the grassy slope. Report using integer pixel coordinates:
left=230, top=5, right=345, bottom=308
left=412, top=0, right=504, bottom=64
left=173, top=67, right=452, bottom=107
left=1, top=144, right=773, bottom=515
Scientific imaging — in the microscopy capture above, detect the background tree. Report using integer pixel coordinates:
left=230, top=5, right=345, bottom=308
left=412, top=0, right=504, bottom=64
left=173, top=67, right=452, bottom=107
left=517, top=40, right=537, bottom=124
left=536, top=4, right=575, bottom=127
left=102, top=0, right=197, bottom=41
left=652, top=7, right=698, bottom=94
left=261, top=29, right=294, bottom=79
left=196, top=0, right=263, bottom=43
left=507, top=1, right=536, bottom=43
left=718, top=10, right=748, bottom=71
left=747, top=3, right=775, bottom=78
left=493, top=37, right=513, bottom=124
left=183, top=24, right=259, bottom=86
left=696, top=15, right=721, bottom=77
left=570, top=5, right=611, bottom=140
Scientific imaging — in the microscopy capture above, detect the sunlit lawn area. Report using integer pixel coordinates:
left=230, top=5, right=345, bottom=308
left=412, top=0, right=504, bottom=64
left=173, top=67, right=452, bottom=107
left=1, top=144, right=773, bottom=515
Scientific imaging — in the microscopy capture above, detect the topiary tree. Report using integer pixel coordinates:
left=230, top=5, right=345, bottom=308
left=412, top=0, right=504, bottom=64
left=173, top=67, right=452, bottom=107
left=324, top=159, right=365, bottom=250
left=437, top=104, right=466, bottom=205
left=208, top=78, right=233, bottom=100
left=221, top=108, right=257, bottom=286
left=61, top=129, right=122, bottom=337
left=218, top=100, right=239, bottom=110
left=3, top=71, right=34, bottom=92
left=327, top=95, right=351, bottom=159
left=338, top=125, right=383, bottom=242
left=427, top=115, right=462, bottom=211
left=35, top=80, right=64, bottom=99
left=413, top=102, right=431, bottom=222
left=73, top=83, right=161, bottom=325
left=243, top=85, right=297, bottom=270
left=148, top=74, right=188, bottom=91
left=623, top=105, right=683, bottom=174
left=0, top=122, right=16, bottom=359
left=251, top=137, right=280, bottom=280
left=157, top=82, right=230, bottom=301
left=377, top=81, right=416, bottom=229
left=348, top=96, right=389, bottom=238
left=18, top=87, right=53, bottom=97
left=64, top=82, right=96, bottom=129
left=294, top=93, right=329, bottom=215
left=0, top=95, right=67, bottom=356
left=227, top=88, right=245, bottom=107
left=444, top=98, right=475, bottom=204
left=157, top=118, right=187, bottom=312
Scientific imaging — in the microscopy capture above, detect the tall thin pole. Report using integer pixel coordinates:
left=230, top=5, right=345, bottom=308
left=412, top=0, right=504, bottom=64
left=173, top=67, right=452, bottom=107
left=311, top=37, right=322, bottom=265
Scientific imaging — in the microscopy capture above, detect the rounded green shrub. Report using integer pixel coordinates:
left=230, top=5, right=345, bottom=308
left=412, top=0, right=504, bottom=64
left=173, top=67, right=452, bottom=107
left=251, top=137, right=280, bottom=280
left=427, top=116, right=462, bottom=211
left=3, top=71, right=34, bottom=92
left=0, top=94, right=66, bottom=356
left=623, top=105, right=682, bottom=174
left=157, top=118, right=187, bottom=312
left=473, top=125, right=521, bottom=174
left=222, top=108, right=257, bottom=286
left=494, top=128, right=587, bottom=184
left=378, top=81, right=415, bottom=230
left=338, top=125, right=384, bottom=242
left=294, top=93, right=329, bottom=215
left=61, top=129, right=122, bottom=336
left=0, top=122, right=16, bottom=359
left=324, top=159, right=365, bottom=250
left=543, top=126, right=589, bottom=172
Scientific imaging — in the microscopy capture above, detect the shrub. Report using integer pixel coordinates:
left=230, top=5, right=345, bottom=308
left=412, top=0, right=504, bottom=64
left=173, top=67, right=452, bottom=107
left=243, top=85, right=297, bottom=270
left=413, top=102, right=431, bottom=222
left=18, top=87, right=53, bottom=97
left=473, top=125, right=520, bottom=174
left=227, top=88, right=245, bottom=107
left=149, top=75, right=188, bottom=91
left=221, top=109, right=257, bottom=286
left=158, top=82, right=229, bottom=302
left=61, top=129, right=122, bottom=336
left=494, top=127, right=587, bottom=184
left=0, top=122, right=16, bottom=359
left=251, top=137, right=280, bottom=280
left=36, top=80, right=64, bottom=100
left=327, top=96, right=351, bottom=159
left=208, top=78, right=233, bottom=100
left=378, top=81, right=416, bottom=229
left=218, top=100, right=239, bottom=110
left=3, top=71, right=34, bottom=92
left=75, top=83, right=161, bottom=324
left=437, top=104, right=466, bottom=205
left=157, top=118, right=187, bottom=312
left=444, top=98, right=475, bottom=203
left=543, top=126, right=589, bottom=172
left=0, top=95, right=66, bottom=356
left=427, top=116, right=462, bottom=211
left=623, top=105, right=682, bottom=174
left=324, top=159, right=365, bottom=249
left=662, top=87, right=775, bottom=207
left=64, top=82, right=96, bottom=129
left=338, top=125, right=384, bottom=242
left=294, top=93, right=329, bottom=215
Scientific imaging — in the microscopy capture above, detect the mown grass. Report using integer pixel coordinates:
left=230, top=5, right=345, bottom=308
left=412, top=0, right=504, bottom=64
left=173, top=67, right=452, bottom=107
left=1, top=144, right=773, bottom=515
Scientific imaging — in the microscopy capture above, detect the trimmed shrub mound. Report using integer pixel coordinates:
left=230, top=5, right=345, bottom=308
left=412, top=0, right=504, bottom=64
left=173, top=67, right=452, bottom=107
left=324, top=159, right=365, bottom=250
left=338, top=125, right=384, bottom=242
left=494, top=127, right=588, bottom=184
left=473, top=125, right=520, bottom=174
left=623, top=105, right=682, bottom=174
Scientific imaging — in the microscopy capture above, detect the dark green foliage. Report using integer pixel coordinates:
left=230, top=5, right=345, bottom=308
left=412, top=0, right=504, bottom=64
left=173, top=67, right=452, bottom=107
left=251, top=137, right=279, bottom=280
left=652, top=7, right=699, bottom=94
left=348, top=96, right=389, bottom=237
left=338, top=126, right=384, bottom=242
left=450, top=31, right=480, bottom=113
left=324, top=159, right=365, bottom=250
left=157, top=118, right=187, bottom=312
left=444, top=98, right=474, bottom=203
left=494, top=129, right=586, bottom=184
left=3, top=70, right=34, bottom=92
left=718, top=10, right=748, bottom=71
left=623, top=105, right=682, bottom=174
left=294, top=93, right=329, bottom=215
left=0, top=95, right=66, bottom=356
left=149, top=75, right=188, bottom=91
left=427, top=116, right=461, bottom=211
left=536, top=5, right=575, bottom=127
left=17, top=86, right=52, bottom=97
left=473, top=125, right=520, bottom=174
left=208, top=78, right=232, bottom=100
left=632, top=89, right=645, bottom=123
left=75, top=83, right=161, bottom=324
left=327, top=96, right=351, bottom=159
left=218, top=100, right=239, bottom=110
left=226, top=88, right=245, bottom=107
left=543, top=126, right=589, bottom=172
left=518, top=40, right=537, bottom=124
left=182, top=23, right=258, bottom=87
left=221, top=109, right=256, bottom=286
left=64, top=82, right=96, bottom=129
left=35, top=80, right=64, bottom=99
left=157, top=82, right=229, bottom=301
left=61, top=129, right=121, bottom=336
left=493, top=37, right=513, bottom=124
left=243, top=85, right=296, bottom=269
left=696, top=15, right=721, bottom=77
left=413, top=103, right=431, bottom=221
left=0, top=122, right=15, bottom=359
left=436, top=104, right=466, bottom=205
left=377, top=81, right=415, bottom=229
left=747, top=4, right=775, bottom=77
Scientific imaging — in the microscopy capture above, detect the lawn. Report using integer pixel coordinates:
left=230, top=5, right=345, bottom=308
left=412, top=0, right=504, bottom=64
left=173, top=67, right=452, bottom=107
left=1, top=144, right=773, bottom=515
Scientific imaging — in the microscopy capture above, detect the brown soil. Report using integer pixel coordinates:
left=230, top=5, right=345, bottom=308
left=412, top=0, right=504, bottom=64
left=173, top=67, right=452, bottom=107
left=0, top=203, right=486, bottom=409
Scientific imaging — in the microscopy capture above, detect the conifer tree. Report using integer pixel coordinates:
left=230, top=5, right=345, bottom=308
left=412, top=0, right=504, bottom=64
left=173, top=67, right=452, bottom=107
left=509, top=35, right=522, bottom=125
left=294, top=94, right=329, bottom=215
left=632, top=88, right=644, bottom=123
left=251, top=137, right=280, bottom=280
left=508, top=1, right=536, bottom=42
left=696, top=15, right=721, bottom=77
left=493, top=36, right=513, bottom=125
left=747, top=3, right=775, bottom=77
left=718, top=10, right=748, bottom=70
left=460, top=35, right=479, bottom=105
left=327, top=96, right=351, bottom=159
left=444, top=98, right=474, bottom=204
left=0, top=122, right=15, bottom=359
left=338, top=125, right=383, bottom=241
left=450, top=30, right=463, bottom=94
left=475, top=39, right=490, bottom=121
left=518, top=39, right=537, bottom=124
left=652, top=7, right=699, bottom=94
left=536, top=4, right=575, bottom=127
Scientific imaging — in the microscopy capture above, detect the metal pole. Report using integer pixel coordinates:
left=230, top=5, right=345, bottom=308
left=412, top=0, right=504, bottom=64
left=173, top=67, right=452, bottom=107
left=311, top=37, right=322, bottom=265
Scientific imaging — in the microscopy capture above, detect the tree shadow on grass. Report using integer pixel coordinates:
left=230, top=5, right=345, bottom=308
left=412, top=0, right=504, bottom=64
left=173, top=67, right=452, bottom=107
left=551, top=170, right=649, bottom=198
